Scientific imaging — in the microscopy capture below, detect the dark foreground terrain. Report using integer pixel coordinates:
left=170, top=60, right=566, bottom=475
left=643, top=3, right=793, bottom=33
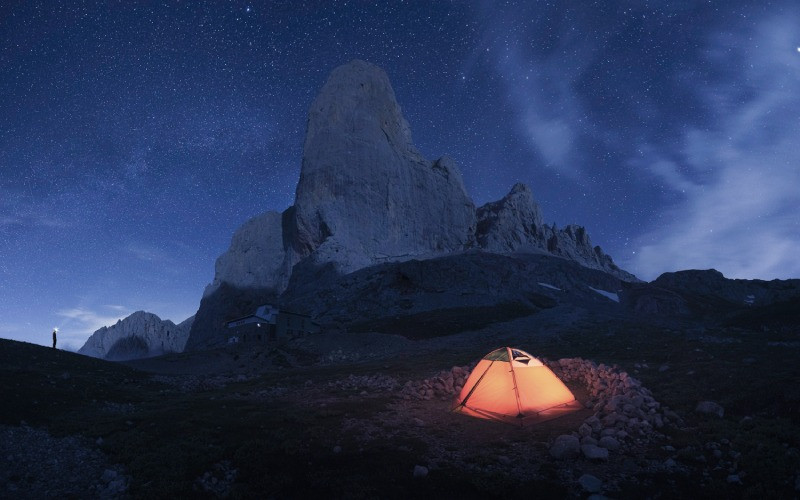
left=2, top=319, right=800, bottom=499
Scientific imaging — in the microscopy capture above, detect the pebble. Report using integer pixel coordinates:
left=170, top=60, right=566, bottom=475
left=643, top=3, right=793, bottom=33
left=581, top=444, right=609, bottom=461
left=550, top=435, right=581, bottom=459
left=695, top=401, right=724, bottom=418
left=413, top=465, right=428, bottom=478
left=578, top=473, right=602, bottom=493
left=0, top=425, right=127, bottom=498
left=598, top=436, right=620, bottom=451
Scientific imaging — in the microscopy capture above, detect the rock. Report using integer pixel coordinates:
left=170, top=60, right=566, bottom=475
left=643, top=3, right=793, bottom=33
left=333, top=446, right=342, bottom=454
left=78, top=311, right=193, bottom=360
left=412, top=418, right=425, bottom=427
left=581, top=444, right=609, bottom=461
left=600, top=428, right=617, bottom=438
left=541, top=224, right=637, bottom=281
left=550, top=435, right=581, bottom=459
left=413, top=465, right=428, bottom=478
left=726, top=474, right=742, bottom=484
left=578, top=473, right=603, bottom=493
left=695, top=401, right=725, bottom=418
left=186, top=60, right=641, bottom=349
left=598, top=436, right=620, bottom=451
left=664, top=458, right=677, bottom=468
left=581, top=436, right=598, bottom=447
left=203, top=211, right=287, bottom=297
left=475, top=183, right=543, bottom=252
left=285, top=60, right=476, bottom=278
left=497, top=455, right=511, bottom=466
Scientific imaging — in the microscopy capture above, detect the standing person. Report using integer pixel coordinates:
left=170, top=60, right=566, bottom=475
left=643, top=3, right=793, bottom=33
left=52, top=328, right=57, bottom=349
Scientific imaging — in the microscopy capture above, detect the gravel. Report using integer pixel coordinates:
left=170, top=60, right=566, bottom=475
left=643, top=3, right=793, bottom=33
left=0, top=424, right=128, bottom=499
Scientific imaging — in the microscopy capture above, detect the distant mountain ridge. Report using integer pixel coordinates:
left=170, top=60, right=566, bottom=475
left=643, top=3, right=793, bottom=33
left=78, top=311, right=194, bottom=361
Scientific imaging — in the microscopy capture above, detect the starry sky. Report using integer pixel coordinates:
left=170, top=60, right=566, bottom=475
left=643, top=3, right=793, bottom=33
left=2, top=1, right=799, bottom=349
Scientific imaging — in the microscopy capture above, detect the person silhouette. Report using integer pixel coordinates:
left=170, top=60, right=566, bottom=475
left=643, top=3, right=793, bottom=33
left=52, top=328, right=57, bottom=349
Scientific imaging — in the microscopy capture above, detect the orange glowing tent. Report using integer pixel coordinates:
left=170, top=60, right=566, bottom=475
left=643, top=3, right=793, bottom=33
left=452, top=347, right=582, bottom=426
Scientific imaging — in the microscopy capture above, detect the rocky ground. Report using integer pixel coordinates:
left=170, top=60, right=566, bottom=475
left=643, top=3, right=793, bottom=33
left=2, top=318, right=800, bottom=498
left=0, top=425, right=128, bottom=499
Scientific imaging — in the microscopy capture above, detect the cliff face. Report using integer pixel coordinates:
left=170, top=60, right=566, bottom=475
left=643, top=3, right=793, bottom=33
left=186, top=60, right=637, bottom=350
left=475, top=183, right=636, bottom=281
left=78, top=311, right=193, bottom=361
left=283, top=60, right=477, bottom=281
left=203, top=211, right=286, bottom=298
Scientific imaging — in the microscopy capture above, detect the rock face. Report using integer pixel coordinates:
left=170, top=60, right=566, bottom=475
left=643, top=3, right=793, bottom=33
left=78, top=311, right=193, bottom=361
left=283, top=60, right=476, bottom=279
left=475, top=183, right=544, bottom=253
left=475, top=183, right=636, bottom=281
left=204, top=211, right=286, bottom=298
left=282, top=251, right=625, bottom=336
left=204, top=60, right=633, bottom=298
left=186, top=60, right=638, bottom=350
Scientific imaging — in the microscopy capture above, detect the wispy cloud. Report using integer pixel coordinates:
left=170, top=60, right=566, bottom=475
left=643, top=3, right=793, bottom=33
left=630, top=16, right=800, bottom=280
left=56, top=305, right=130, bottom=335
left=475, top=4, right=593, bottom=179
left=0, top=209, right=71, bottom=230
left=125, top=242, right=172, bottom=263
left=493, top=45, right=586, bottom=179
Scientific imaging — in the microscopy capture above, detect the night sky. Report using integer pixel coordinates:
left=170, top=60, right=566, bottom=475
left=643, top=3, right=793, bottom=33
left=2, top=1, right=799, bottom=349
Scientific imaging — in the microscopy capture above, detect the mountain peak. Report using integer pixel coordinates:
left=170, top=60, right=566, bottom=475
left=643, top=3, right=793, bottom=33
left=78, top=311, right=193, bottom=361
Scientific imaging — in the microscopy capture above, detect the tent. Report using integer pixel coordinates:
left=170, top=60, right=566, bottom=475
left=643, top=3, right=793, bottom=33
left=452, top=347, right=582, bottom=426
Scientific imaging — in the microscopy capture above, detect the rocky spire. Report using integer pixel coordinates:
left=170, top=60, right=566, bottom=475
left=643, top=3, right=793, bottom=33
left=282, top=60, right=477, bottom=279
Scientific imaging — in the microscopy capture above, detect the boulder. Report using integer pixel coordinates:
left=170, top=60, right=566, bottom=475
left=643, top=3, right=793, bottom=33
left=695, top=401, right=725, bottom=418
left=598, top=436, right=620, bottom=451
left=581, top=444, right=610, bottom=461
left=550, top=435, right=581, bottom=459
left=578, top=473, right=603, bottom=493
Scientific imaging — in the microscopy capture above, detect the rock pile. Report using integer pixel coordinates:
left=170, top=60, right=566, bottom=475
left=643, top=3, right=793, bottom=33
left=401, top=365, right=472, bottom=400
left=548, top=358, right=681, bottom=458
left=327, top=374, right=401, bottom=393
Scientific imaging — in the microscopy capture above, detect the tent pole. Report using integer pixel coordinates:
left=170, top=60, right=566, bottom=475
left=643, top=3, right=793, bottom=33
left=454, top=360, right=496, bottom=410
left=506, top=347, right=525, bottom=426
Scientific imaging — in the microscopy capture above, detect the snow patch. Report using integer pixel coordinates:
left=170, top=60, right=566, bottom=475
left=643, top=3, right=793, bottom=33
left=538, top=282, right=562, bottom=291
left=587, top=286, right=619, bottom=302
